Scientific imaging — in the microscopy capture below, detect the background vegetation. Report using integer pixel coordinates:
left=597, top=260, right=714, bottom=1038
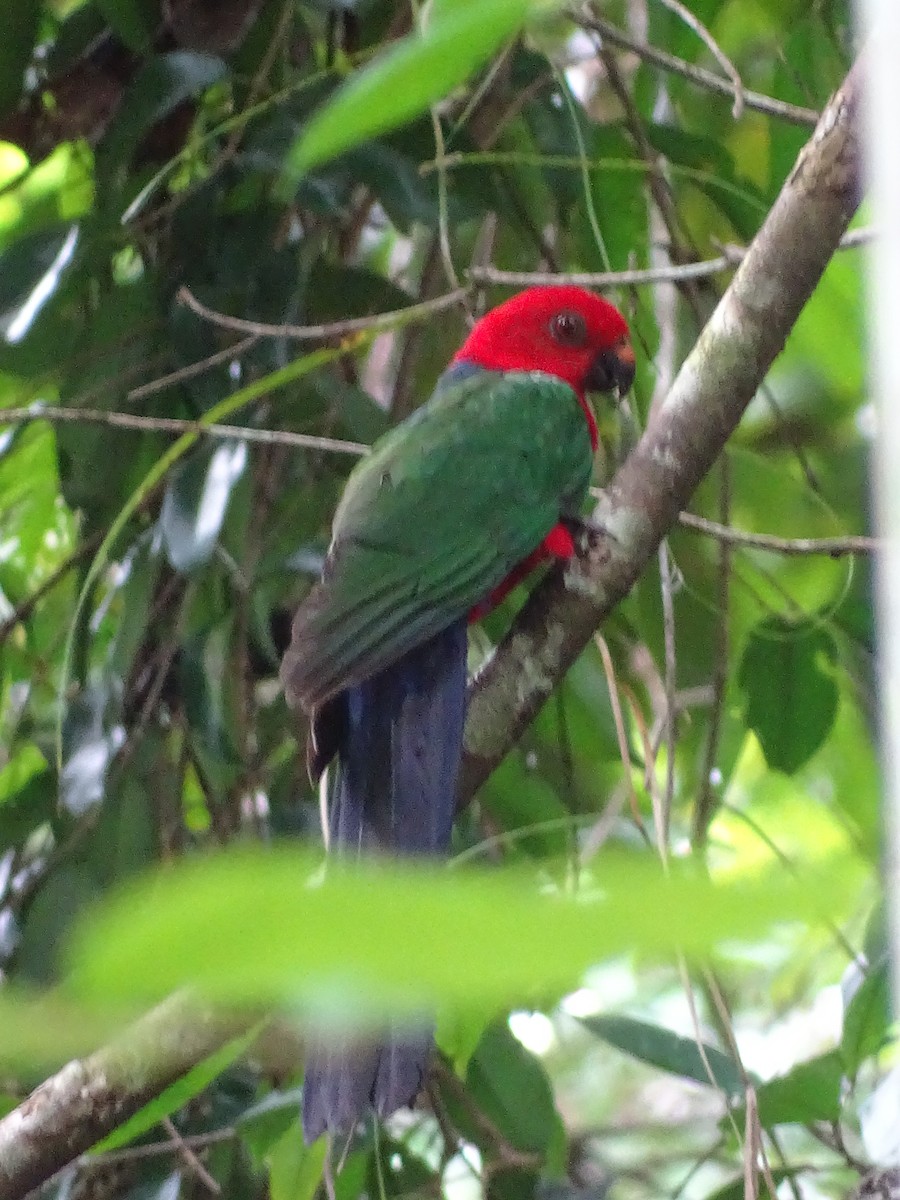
left=0, top=2, right=886, bottom=1199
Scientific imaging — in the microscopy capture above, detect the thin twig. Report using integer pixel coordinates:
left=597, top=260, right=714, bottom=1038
left=692, top=462, right=732, bottom=848
left=657, top=543, right=678, bottom=853
left=578, top=777, right=630, bottom=865
left=600, top=42, right=707, bottom=318
left=127, top=336, right=260, bottom=402
left=428, top=103, right=470, bottom=318
left=0, top=405, right=370, bottom=457
left=178, top=284, right=469, bottom=341
left=388, top=237, right=445, bottom=418
left=469, top=227, right=874, bottom=289
left=577, top=10, right=818, bottom=127
left=116, top=585, right=192, bottom=778
left=220, top=0, right=293, bottom=163
left=678, top=511, right=879, bottom=556
left=85, top=1128, right=235, bottom=1167
left=161, top=1116, right=221, bottom=1196
left=470, top=256, right=733, bottom=289
left=593, top=633, right=640, bottom=820
left=655, top=0, right=746, bottom=119
left=676, top=958, right=743, bottom=1129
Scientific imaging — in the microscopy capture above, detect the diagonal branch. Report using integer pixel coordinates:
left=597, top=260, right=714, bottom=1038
left=0, top=53, right=864, bottom=1200
left=458, top=54, right=863, bottom=800
left=0, top=997, right=243, bottom=1200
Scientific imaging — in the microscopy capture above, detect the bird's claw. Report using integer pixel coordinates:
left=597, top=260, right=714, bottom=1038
left=562, top=514, right=617, bottom=551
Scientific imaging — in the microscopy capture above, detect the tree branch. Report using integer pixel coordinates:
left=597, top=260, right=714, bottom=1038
left=457, top=55, right=863, bottom=800
left=0, top=997, right=242, bottom=1200
left=468, top=227, right=874, bottom=290
left=677, top=511, right=878, bottom=556
left=178, top=284, right=470, bottom=341
left=0, top=405, right=369, bottom=458
left=0, top=54, right=864, bottom=1200
left=576, top=10, right=819, bottom=127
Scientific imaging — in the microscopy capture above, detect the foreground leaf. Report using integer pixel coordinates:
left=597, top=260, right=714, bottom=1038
left=68, top=848, right=857, bottom=1021
left=281, top=0, right=558, bottom=185
left=0, top=989, right=129, bottom=1067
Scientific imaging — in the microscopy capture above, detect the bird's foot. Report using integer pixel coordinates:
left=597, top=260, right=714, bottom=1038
left=561, top=514, right=617, bottom=552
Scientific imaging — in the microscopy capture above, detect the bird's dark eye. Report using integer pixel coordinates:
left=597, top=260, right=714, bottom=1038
left=549, top=311, right=588, bottom=347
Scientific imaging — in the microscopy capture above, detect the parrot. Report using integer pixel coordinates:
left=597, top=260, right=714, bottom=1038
left=280, top=285, right=635, bottom=1143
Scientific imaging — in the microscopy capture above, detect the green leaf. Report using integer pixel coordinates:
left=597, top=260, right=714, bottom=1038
left=94, top=0, right=162, bottom=53
left=160, top=441, right=248, bottom=573
left=0, top=989, right=127, bottom=1068
left=752, top=1050, right=844, bottom=1126
left=739, top=619, right=839, bottom=773
left=842, top=961, right=892, bottom=1074
left=280, top=0, right=558, bottom=187
left=89, top=1022, right=264, bottom=1153
left=60, top=685, right=122, bottom=817
left=465, top=1021, right=560, bottom=1154
left=0, top=0, right=39, bottom=116
left=101, top=51, right=228, bottom=176
left=0, top=764, right=56, bottom=853
left=702, top=1170, right=792, bottom=1200
left=67, top=848, right=857, bottom=1017
left=367, top=1138, right=433, bottom=1198
left=178, top=624, right=243, bottom=793
left=267, top=1124, right=327, bottom=1200
left=580, top=1014, right=745, bottom=1095
left=0, top=227, right=80, bottom=341
left=238, top=1086, right=305, bottom=1162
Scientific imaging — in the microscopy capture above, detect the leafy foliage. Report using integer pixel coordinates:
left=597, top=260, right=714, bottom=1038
left=0, top=1, right=883, bottom=1199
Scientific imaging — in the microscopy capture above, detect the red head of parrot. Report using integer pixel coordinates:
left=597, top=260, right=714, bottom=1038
left=452, top=285, right=635, bottom=450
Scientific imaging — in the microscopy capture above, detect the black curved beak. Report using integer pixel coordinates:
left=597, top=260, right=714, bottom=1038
left=586, top=339, right=636, bottom=398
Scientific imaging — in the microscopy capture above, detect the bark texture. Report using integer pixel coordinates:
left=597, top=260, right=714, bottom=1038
left=0, top=997, right=240, bottom=1200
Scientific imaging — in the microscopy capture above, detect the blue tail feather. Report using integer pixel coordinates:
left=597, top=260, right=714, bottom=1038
left=303, top=619, right=468, bottom=1142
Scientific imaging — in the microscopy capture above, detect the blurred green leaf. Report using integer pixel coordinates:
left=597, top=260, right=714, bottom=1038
left=239, top=1086, right=305, bottom=1161
left=842, top=961, right=892, bottom=1074
left=581, top=1014, right=745, bottom=1095
left=94, top=0, right=161, bottom=53
left=101, top=51, right=228, bottom=176
left=739, top=619, right=839, bottom=773
left=0, top=988, right=128, bottom=1067
left=177, top=623, right=243, bottom=793
left=465, top=1021, right=560, bottom=1153
left=281, top=0, right=559, bottom=186
left=67, top=848, right=858, bottom=1016
left=160, top=441, right=248, bottom=573
left=267, top=1123, right=327, bottom=1200
left=0, top=226, right=79, bottom=340
left=0, top=0, right=39, bottom=116
left=753, top=1050, right=843, bottom=1126
left=0, top=760, right=55, bottom=852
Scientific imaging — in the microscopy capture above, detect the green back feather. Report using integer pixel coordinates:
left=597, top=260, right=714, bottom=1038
left=282, top=369, right=594, bottom=711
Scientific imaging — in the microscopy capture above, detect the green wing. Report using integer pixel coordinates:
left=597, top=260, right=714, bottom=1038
left=282, top=369, right=594, bottom=712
